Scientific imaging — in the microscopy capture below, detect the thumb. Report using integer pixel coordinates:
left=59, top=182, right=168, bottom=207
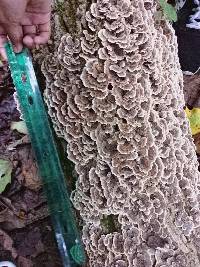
left=5, top=24, right=23, bottom=53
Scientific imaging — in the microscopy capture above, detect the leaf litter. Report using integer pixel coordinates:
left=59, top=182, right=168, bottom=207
left=0, top=66, right=62, bottom=266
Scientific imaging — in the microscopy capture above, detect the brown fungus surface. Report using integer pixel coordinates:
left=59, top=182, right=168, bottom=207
left=40, top=0, right=200, bottom=266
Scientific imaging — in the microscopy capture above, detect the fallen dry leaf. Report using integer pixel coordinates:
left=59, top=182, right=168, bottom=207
left=0, top=208, right=25, bottom=231
left=17, top=145, right=41, bottom=190
left=0, top=158, right=12, bottom=193
left=0, top=229, right=17, bottom=259
left=185, top=107, right=200, bottom=135
left=184, top=74, right=200, bottom=108
left=21, top=157, right=41, bottom=190
left=17, top=256, right=33, bottom=267
left=11, top=121, right=28, bottom=135
left=7, top=135, right=30, bottom=151
left=193, top=133, right=200, bottom=155
left=0, top=196, right=25, bottom=230
left=15, top=227, right=42, bottom=257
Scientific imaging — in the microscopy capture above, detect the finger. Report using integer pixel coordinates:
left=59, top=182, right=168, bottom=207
left=23, top=25, right=37, bottom=36
left=23, top=35, right=35, bottom=49
left=5, top=24, right=23, bottom=53
left=0, top=26, right=7, bottom=62
left=26, top=12, right=51, bottom=26
left=34, top=22, right=51, bottom=45
left=23, top=25, right=37, bottom=48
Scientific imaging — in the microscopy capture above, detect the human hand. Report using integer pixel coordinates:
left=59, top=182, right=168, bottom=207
left=0, top=0, right=51, bottom=61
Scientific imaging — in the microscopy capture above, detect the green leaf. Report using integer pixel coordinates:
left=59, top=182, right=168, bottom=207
left=0, top=159, right=12, bottom=193
left=185, top=107, right=200, bottom=135
left=11, top=121, right=28, bottom=135
left=159, top=0, right=177, bottom=22
left=159, top=0, right=166, bottom=7
left=163, top=3, right=177, bottom=22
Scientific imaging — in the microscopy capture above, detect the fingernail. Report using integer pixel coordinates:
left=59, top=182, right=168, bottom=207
left=0, top=59, right=7, bottom=66
left=0, top=51, right=7, bottom=63
left=13, top=45, right=22, bottom=53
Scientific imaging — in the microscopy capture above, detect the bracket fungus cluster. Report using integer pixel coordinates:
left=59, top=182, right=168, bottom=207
left=40, top=0, right=200, bottom=266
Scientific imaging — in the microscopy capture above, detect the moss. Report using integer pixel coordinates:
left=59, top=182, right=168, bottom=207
left=56, top=138, right=78, bottom=193
left=54, top=0, right=80, bottom=34
left=100, top=215, right=120, bottom=234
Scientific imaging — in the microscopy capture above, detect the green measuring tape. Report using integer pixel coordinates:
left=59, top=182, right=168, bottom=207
left=5, top=42, right=86, bottom=267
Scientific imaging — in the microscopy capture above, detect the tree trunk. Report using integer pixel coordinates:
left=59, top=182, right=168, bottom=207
left=37, top=0, right=200, bottom=266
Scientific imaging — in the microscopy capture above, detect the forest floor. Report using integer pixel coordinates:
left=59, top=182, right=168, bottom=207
left=0, top=67, right=62, bottom=267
